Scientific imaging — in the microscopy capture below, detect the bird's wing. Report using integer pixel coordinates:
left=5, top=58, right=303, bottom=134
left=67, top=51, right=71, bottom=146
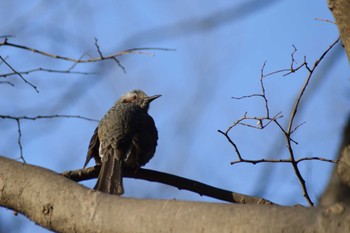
left=129, top=113, right=158, bottom=167
left=83, top=126, right=101, bottom=168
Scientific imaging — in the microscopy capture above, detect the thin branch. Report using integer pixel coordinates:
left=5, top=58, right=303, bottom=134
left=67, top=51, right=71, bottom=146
left=259, top=61, right=270, bottom=118
left=0, top=39, right=175, bottom=64
left=290, top=45, right=297, bottom=70
left=0, top=67, right=95, bottom=78
left=0, top=114, right=99, bottom=122
left=218, top=129, right=243, bottom=160
left=111, top=57, right=126, bottom=73
left=95, top=37, right=125, bottom=73
left=231, top=158, right=292, bottom=165
left=1, top=114, right=98, bottom=162
left=15, top=119, right=26, bottom=163
left=230, top=156, right=338, bottom=165
left=0, top=56, right=39, bottom=92
left=94, top=38, right=104, bottom=58
left=225, top=112, right=283, bottom=133
left=286, top=38, right=340, bottom=134
left=296, top=157, right=338, bottom=164
left=262, top=46, right=304, bottom=78
left=66, top=51, right=91, bottom=71
left=232, top=94, right=263, bottom=100
left=220, top=38, right=340, bottom=207
left=62, top=166, right=277, bottom=205
left=0, top=55, right=8, bottom=65
left=0, top=81, right=15, bottom=86
left=288, top=140, right=313, bottom=206
left=283, top=38, right=340, bottom=206
left=314, top=18, right=336, bottom=24
left=290, top=121, right=306, bottom=135
left=263, top=68, right=291, bottom=78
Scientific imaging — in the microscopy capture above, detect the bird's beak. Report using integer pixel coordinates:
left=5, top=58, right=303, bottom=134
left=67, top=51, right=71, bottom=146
left=146, top=94, right=161, bottom=102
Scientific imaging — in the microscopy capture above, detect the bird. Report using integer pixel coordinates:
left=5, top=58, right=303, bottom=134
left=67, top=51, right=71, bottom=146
left=83, top=90, right=160, bottom=195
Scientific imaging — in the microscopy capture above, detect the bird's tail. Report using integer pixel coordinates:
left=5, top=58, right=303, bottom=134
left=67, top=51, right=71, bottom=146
left=94, top=154, right=124, bottom=195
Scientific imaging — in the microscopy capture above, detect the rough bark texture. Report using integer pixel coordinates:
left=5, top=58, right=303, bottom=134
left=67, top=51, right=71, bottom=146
left=319, top=116, right=350, bottom=206
left=318, top=0, right=350, bottom=207
left=1, top=156, right=350, bottom=233
left=338, top=145, right=350, bottom=185
left=329, top=0, right=350, bottom=61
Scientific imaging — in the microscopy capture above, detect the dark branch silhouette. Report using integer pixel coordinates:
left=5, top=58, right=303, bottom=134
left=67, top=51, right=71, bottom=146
left=219, top=38, right=340, bottom=206
left=0, top=114, right=98, bottom=163
left=0, top=38, right=174, bottom=64
left=0, top=37, right=175, bottom=91
left=0, top=55, right=39, bottom=92
left=62, top=166, right=276, bottom=205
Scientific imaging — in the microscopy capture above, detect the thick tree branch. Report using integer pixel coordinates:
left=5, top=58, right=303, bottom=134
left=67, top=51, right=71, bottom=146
left=1, top=156, right=349, bottom=233
left=319, top=115, right=350, bottom=206
left=329, top=0, right=350, bottom=61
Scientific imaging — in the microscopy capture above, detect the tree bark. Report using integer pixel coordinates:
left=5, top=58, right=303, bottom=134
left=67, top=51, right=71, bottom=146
left=0, top=156, right=349, bottom=233
left=328, top=0, right=350, bottom=61
left=319, top=116, right=350, bottom=206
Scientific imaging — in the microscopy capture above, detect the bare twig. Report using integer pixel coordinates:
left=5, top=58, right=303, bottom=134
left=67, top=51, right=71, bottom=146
left=111, top=57, right=126, bottom=73
left=218, top=129, right=243, bottom=160
left=1, top=114, right=99, bottom=162
left=1, top=39, right=174, bottom=75
left=290, top=121, right=306, bottom=135
left=262, top=46, right=305, bottom=78
left=314, top=18, right=336, bottom=24
left=259, top=61, right=270, bottom=118
left=220, top=38, right=340, bottom=207
left=296, top=157, right=338, bottom=164
left=0, top=56, right=39, bottom=92
left=232, top=94, right=263, bottom=100
left=290, top=45, right=297, bottom=71
left=1, top=38, right=175, bottom=85
left=283, top=38, right=340, bottom=206
left=15, top=119, right=26, bottom=163
left=225, top=112, right=283, bottom=133
left=94, top=38, right=104, bottom=58
left=0, top=39, right=175, bottom=64
left=0, top=114, right=98, bottom=122
left=0, top=67, right=95, bottom=78
left=230, top=156, right=338, bottom=165
left=287, top=38, right=340, bottom=134
left=0, top=55, right=8, bottom=65
left=0, top=81, right=15, bottom=86
left=62, top=166, right=277, bottom=205
left=66, top=51, right=91, bottom=71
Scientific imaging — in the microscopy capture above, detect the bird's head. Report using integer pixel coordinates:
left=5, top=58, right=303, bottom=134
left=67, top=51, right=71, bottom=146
left=119, top=90, right=161, bottom=111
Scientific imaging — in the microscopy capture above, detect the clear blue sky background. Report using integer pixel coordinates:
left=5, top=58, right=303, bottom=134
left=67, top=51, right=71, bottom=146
left=0, top=0, right=349, bottom=232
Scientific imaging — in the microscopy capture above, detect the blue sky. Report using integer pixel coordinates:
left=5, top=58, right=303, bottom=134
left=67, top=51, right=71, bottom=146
left=0, top=0, right=349, bottom=232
